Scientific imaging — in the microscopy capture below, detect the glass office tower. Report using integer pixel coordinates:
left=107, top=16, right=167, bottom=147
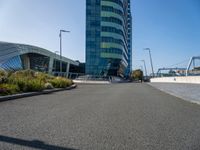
left=86, top=0, right=132, bottom=77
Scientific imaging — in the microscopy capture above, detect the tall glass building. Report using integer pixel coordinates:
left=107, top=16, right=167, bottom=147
left=86, top=0, right=132, bottom=77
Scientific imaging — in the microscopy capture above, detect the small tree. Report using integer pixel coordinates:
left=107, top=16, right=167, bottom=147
left=131, top=69, right=143, bottom=81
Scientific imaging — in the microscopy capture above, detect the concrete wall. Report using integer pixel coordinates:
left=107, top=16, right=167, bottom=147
left=150, top=76, right=200, bottom=84
left=21, top=54, right=30, bottom=69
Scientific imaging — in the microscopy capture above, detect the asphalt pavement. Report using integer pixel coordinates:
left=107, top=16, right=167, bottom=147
left=0, top=83, right=200, bottom=150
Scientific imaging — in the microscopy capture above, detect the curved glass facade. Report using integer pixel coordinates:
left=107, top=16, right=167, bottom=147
left=0, top=56, right=23, bottom=71
left=0, top=42, right=79, bottom=77
left=86, top=0, right=132, bottom=77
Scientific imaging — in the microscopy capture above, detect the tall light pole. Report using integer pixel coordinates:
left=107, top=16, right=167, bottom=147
left=144, top=48, right=154, bottom=77
left=59, top=29, right=70, bottom=76
left=140, top=60, right=147, bottom=77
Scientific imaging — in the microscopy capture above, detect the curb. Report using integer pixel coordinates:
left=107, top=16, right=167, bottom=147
left=0, top=84, right=77, bottom=102
left=73, top=80, right=110, bottom=84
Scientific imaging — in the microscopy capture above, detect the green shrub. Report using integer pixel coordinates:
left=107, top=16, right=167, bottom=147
left=131, top=69, right=143, bottom=81
left=8, top=70, right=34, bottom=82
left=0, top=70, right=73, bottom=95
left=12, top=70, right=35, bottom=78
left=50, top=77, right=73, bottom=88
left=0, top=70, right=7, bottom=77
left=25, top=79, right=45, bottom=92
left=0, top=84, right=20, bottom=96
left=0, top=70, right=8, bottom=83
left=44, top=82, right=54, bottom=89
left=10, top=78, right=27, bottom=91
left=34, top=72, right=54, bottom=83
left=8, top=70, right=45, bottom=92
left=9, top=77, right=45, bottom=92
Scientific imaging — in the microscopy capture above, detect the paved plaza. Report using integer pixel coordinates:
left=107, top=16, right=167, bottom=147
left=0, top=83, right=200, bottom=150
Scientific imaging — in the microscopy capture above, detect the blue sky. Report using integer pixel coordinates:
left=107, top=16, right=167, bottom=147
left=0, top=0, right=199, bottom=74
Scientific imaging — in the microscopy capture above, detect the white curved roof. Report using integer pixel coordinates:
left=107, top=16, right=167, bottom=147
left=0, top=41, right=79, bottom=66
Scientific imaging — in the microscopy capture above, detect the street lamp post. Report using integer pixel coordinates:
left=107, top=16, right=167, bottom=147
left=59, top=29, right=70, bottom=76
left=140, top=60, right=147, bottom=77
left=144, top=48, right=154, bottom=77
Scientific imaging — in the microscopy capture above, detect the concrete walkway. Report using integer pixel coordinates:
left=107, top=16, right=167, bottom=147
left=149, top=83, right=200, bottom=104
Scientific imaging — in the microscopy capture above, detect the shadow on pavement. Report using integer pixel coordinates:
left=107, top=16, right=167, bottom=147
left=0, top=135, right=77, bottom=150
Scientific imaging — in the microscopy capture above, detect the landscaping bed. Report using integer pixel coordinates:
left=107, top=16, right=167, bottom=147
left=0, top=70, right=74, bottom=96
